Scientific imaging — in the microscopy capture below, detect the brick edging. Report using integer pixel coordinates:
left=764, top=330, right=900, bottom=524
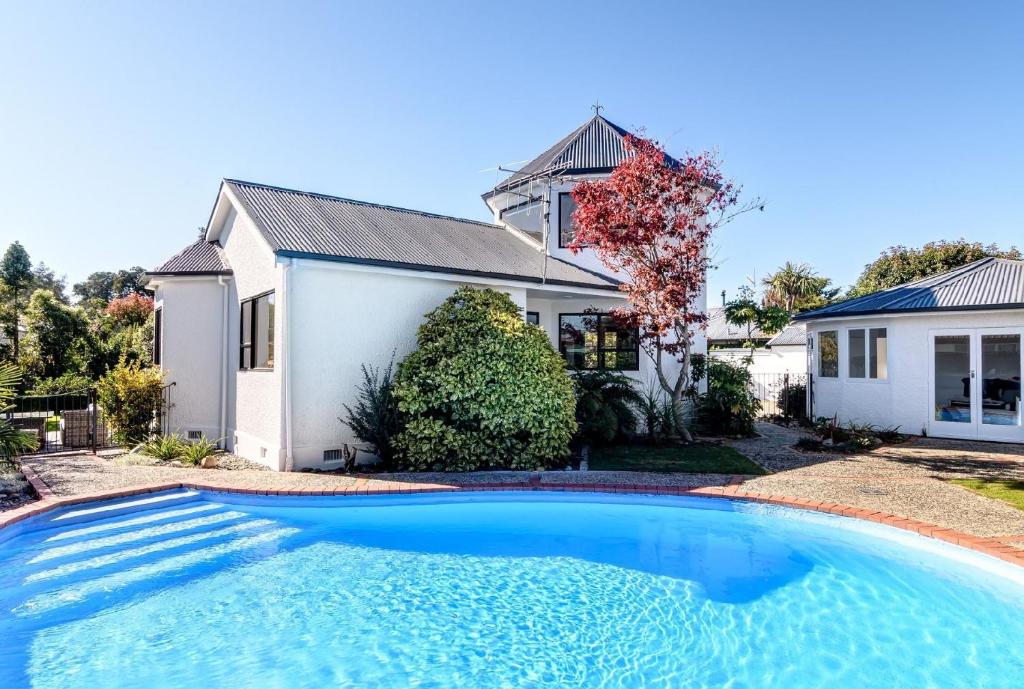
left=2, top=474, right=1022, bottom=568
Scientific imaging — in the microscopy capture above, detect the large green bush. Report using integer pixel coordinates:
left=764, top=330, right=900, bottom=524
left=393, top=287, right=576, bottom=471
left=573, top=370, right=643, bottom=445
left=96, top=360, right=164, bottom=446
left=696, top=358, right=758, bottom=437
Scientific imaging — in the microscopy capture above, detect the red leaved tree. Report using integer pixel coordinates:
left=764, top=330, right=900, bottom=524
left=570, top=135, right=759, bottom=441
left=104, top=293, right=154, bottom=326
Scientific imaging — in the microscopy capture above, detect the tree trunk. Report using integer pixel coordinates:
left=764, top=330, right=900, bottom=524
left=671, top=392, right=693, bottom=443
left=11, top=289, right=18, bottom=361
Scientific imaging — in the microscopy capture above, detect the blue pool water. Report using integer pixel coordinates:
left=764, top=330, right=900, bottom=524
left=1, top=491, right=1023, bottom=688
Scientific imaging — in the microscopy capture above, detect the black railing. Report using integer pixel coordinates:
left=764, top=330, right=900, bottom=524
left=7, top=389, right=114, bottom=454
left=748, top=372, right=808, bottom=420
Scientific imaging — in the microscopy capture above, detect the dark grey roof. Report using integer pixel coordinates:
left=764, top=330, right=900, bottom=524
left=223, top=180, right=620, bottom=291
left=149, top=239, right=231, bottom=276
left=705, top=307, right=769, bottom=342
left=487, top=115, right=681, bottom=195
left=766, top=323, right=806, bottom=347
left=796, top=258, right=1024, bottom=321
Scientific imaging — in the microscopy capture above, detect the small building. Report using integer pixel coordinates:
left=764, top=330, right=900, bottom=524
left=796, top=258, right=1023, bottom=442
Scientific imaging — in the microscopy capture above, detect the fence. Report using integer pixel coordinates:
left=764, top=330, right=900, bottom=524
left=7, top=389, right=114, bottom=454
left=748, top=372, right=808, bottom=420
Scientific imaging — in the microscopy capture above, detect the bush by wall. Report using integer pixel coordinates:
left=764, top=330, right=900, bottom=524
left=393, top=287, right=576, bottom=471
left=96, top=360, right=164, bottom=446
left=696, top=358, right=758, bottom=437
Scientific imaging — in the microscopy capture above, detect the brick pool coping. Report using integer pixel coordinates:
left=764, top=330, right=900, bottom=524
left=5, top=464, right=1023, bottom=567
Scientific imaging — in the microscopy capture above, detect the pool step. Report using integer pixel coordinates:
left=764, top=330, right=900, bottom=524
left=41, top=490, right=203, bottom=528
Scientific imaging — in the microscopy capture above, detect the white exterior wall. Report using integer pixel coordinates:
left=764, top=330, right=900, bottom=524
left=806, top=311, right=1024, bottom=440
left=712, top=345, right=807, bottom=375
left=153, top=278, right=225, bottom=440
left=217, top=207, right=284, bottom=469
left=287, top=261, right=528, bottom=470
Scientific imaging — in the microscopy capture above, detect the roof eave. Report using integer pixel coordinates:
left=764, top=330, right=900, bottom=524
left=795, top=302, right=1024, bottom=321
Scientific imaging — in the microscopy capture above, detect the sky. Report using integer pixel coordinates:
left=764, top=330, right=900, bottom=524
left=1, top=1, right=1022, bottom=303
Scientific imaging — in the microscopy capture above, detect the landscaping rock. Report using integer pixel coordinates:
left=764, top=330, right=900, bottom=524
left=200, top=456, right=219, bottom=469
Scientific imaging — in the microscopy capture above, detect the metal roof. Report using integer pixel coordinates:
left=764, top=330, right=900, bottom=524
left=795, top=258, right=1024, bottom=321
left=149, top=239, right=232, bottom=276
left=705, top=307, right=770, bottom=342
left=222, top=179, right=620, bottom=291
left=766, top=323, right=806, bottom=347
left=488, top=115, right=681, bottom=195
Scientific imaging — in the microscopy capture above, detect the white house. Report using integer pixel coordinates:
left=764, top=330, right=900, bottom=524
left=145, top=115, right=707, bottom=470
left=797, top=258, right=1024, bottom=442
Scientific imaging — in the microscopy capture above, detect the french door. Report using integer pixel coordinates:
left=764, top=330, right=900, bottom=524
left=930, top=328, right=1023, bottom=441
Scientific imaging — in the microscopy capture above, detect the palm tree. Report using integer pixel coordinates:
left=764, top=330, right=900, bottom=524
left=763, top=262, right=821, bottom=312
left=0, top=364, right=38, bottom=460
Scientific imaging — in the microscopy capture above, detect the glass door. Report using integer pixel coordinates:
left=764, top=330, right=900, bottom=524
left=978, top=331, right=1023, bottom=441
left=930, top=331, right=977, bottom=439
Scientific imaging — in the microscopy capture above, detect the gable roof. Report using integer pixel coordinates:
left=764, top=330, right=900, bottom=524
left=486, top=115, right=681, bottom=196
left=766, top=323, right=806, bottom=347
left=705, top=307, right=770, bottom=343
left=148, top=239, right=232, bottom=276
left=795, top=258, right=1024, bottom=321
left=219, top=179, right=620, bottom=291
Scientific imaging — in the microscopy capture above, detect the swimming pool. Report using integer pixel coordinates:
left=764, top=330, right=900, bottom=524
left=1, top=489, right=1022, bottom=688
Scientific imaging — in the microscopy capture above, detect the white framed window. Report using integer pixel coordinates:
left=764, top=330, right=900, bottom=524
left=847, top=327, right=887, bottom=380
left=818, top=330, right=839, bottom=378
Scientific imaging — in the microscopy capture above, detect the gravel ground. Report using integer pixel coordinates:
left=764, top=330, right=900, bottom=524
left=12, top=426, right=1024, bottom=539
left=115, top=451, right=271, bottom=471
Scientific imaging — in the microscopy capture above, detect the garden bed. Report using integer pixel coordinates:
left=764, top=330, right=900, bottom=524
left=0, top=461, right=35, bottom=510
left=115, top=451, right=269, bottom=471
left=587, top=444, right=767, bottom=474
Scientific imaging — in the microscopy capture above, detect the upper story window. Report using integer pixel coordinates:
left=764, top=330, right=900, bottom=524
left=559, top=313, right=639, bottom=371
left=240, top=291, right=275, bottom=370
left=558, top=192, right=577, bottom=247
left=818, top=330, right=839, bottom=378
left=848, top=327, right=887, bottom=379
left=500, top=199, right=544, bottom=237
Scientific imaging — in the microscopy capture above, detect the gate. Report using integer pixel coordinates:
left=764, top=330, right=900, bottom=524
left=7, top=389, right=114, bottom=454
left=748, top=372, right=808, bottom=420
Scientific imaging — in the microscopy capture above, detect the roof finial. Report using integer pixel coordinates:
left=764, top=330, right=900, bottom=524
left=591, top=100, right=604, bottom=116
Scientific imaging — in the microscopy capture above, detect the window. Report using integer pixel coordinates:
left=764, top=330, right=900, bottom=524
left=500, top=200, right=544, bottom=236
left=558, top=192, right=577, bottom=247
left=240, top=291, right=275, bottom=370
left=819, top=330, right=838, bottom=377
left=526, top=311, right=540, bottom=326
left=153, top=307, right=162, bottom=366
left=559, top=313, right=639, bottom=371
left=847, top=327, right=887, bottom=379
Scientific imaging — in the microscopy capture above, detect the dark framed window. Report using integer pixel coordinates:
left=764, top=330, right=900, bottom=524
left=558, top=192, right=577, bottom=247
left=526, top=311, right=540, bottom=326
left=559, top=313, right=639, bottom=371
left=240, top=291, right=275, bottom=370
left=153, top=308, right=162, bottom=366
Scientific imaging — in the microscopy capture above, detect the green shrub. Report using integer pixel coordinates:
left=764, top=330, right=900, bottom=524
left=775, top=381, right=807, bottom=420
left=0, top=364, right=39, bottom=459
left=393, top=287, right=576, bottom=471
left=795, top=437, right=824, bottom=451
left=180, top=436, right=220, bottom=465
left=340, top=357, right=400, bottom=466
left=573, top=370, right=643, bottom=445
left=696, top=358, right=758, bottom=437
left=140, top=434, right=185, bottom=460
left=28, top=372, right=93, bottom=396
left=96, top=360, right=164, bottom=446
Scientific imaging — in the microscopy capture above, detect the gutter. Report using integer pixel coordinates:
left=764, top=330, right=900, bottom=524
left=217, top=276, right=230, bottom=448
left=282, top=259, right=295, bottom=472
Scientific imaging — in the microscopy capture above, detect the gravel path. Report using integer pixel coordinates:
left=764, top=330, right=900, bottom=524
left=12, top=426, right=1024, bottom=539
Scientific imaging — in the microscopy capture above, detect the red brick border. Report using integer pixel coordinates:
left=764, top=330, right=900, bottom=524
left=3, top=472, right=1023, bottom=567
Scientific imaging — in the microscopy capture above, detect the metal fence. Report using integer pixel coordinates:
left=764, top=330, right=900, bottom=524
left=7, top=389, right=114, bottom=454
left=748, top=372, right=808, bottom=420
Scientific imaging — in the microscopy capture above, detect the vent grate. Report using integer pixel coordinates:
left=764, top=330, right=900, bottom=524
left=323, top=449, right=344, bottom=462
left=187, top=430, right=202, bottom=440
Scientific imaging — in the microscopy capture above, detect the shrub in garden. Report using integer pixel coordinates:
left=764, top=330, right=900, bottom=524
left=340, top=357, right=400, bottom=466
left=775, top=381, right=807, bottom=420
left=179, top=436, right=220, bottom=465
left=96, top=360, right=164, bottom=446
left=28, top=372, right=93, bottom=396
left=393, top=287, right=576, bottom=471
left=140, top=434, right=185, bottom=460
left=696, top=358, right=758, bottom=437
left=0, top=364, right=39, bottom=459
left=573, top=370, right=643, bottom=445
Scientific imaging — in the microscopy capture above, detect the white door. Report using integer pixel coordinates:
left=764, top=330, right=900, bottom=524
left=929, top=328, right=1023, bottom=441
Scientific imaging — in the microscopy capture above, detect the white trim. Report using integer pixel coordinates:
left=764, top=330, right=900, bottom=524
left=800, top=308, right=1024, bottom=325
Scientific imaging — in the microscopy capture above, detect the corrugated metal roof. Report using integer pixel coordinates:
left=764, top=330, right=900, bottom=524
left=150, top=239, right=231, bottom=275
left=795, top=258, right=1024, bottom=320
left=223, top=180, right=620, bottom=291
left=705, top=307, right=769, bottom=342
left=766, top=323, right=806, bottom=347
left=490, top=115, right=680, bottom=193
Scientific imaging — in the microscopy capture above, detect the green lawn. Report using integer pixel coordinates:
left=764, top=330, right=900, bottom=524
left=588, top=444, right=766, bottom=475
left=45, top=415, right=60, bottom=433
left=950, top=479, right=1024, bottom=512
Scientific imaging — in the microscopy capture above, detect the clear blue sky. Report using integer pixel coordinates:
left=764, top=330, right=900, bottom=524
left=2, top=1, right=1021, bottom=302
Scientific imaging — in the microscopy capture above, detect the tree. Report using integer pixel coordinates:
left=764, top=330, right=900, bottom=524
left=73, top=266, right=147, bottom=304
left=850, top=240, right=1021, bottom=297
left=22, top=290, right=91, bottom=380
left=104, top=293, right=154, bottom=326
left=1, top=242, right=33, bottom=360
left=570, top=135, right=760, bottom=442
left=30, top=263, right=69, bottom=303
left=0, top=363, right=38, bottom=459
left=762, top=261, right=837, bottom=312
left=394, top=287, right=577, bottom=471
left=723, top=285, right=789, bottom=356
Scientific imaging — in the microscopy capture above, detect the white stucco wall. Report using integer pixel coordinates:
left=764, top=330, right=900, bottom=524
left=806, top=310, right=1024, bottom=441
left=711, top=345, right=808, bottom=375
left=153, top=278, right=225, bottom=439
